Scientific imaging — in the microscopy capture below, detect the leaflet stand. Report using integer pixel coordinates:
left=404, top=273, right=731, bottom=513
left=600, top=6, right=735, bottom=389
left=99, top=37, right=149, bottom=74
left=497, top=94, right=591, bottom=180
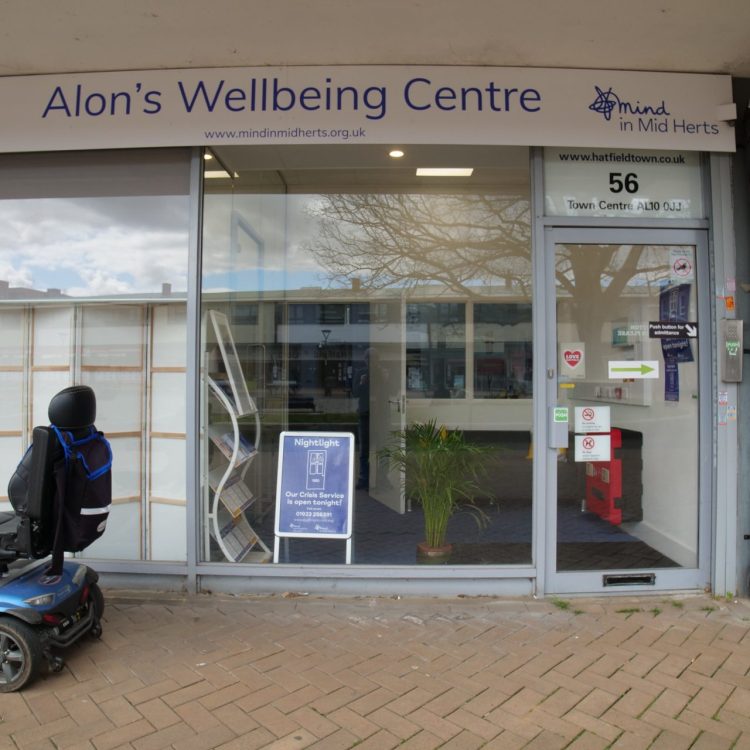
left=203, top=309, right=271, bottom=563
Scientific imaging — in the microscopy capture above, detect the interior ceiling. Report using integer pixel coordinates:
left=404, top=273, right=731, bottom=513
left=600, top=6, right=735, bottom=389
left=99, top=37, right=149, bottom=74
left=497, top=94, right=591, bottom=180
left=207, top=145, right=531, bottom=191
left=2, top=0, right=750, bottom=78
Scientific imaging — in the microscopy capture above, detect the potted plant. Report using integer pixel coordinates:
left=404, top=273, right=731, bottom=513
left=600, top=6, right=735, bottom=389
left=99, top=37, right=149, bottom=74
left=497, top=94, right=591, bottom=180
left=381, top=419, right=489, bottom=560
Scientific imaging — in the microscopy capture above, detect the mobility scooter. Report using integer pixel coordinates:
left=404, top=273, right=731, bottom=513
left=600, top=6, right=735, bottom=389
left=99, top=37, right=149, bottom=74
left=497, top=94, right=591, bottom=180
left=0, top=385, right=111, bottom=692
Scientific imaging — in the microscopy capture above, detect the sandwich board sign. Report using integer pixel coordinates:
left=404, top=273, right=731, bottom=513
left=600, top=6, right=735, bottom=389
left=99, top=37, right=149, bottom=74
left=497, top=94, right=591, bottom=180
left=274, top=431, right=355, bottom=563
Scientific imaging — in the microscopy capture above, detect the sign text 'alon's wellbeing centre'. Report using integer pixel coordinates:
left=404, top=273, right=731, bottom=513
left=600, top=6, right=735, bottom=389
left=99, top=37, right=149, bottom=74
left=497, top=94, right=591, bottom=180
left=0, top=66, right=735, bottom=152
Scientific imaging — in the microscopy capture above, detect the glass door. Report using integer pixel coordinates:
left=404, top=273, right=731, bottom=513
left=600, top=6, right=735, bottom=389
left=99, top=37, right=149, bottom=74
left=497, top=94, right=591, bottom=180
left=545, top=228, right=711, bottom=594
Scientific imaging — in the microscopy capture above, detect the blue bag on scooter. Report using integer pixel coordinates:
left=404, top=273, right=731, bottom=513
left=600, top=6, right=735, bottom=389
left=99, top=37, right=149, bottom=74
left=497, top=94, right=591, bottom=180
left=49, top=425, right=112, bottom=572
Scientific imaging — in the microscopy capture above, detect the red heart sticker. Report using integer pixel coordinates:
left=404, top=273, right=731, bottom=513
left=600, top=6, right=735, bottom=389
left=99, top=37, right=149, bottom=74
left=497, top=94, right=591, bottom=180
left=564, top=350, right=582, bottom=367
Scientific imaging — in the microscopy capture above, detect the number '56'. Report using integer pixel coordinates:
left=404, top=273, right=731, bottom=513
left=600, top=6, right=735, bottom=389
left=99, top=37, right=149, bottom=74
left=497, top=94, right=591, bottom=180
left=609, top=172, right=639, bottom=193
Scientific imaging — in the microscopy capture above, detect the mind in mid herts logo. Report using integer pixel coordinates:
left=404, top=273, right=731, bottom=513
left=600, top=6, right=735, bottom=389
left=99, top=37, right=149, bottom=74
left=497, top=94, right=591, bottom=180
left=589, top=85, right=670, bottom=122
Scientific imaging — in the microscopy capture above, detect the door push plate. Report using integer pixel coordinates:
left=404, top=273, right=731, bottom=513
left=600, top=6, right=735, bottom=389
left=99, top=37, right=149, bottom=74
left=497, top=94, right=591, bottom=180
left=548, top=406, right=569, bottom=449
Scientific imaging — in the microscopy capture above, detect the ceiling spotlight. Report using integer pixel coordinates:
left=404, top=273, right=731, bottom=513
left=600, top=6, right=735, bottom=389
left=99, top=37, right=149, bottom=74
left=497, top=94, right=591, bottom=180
left=388, top=149, right=405, bottom=159
left=203, top=152, right=214, bottom=161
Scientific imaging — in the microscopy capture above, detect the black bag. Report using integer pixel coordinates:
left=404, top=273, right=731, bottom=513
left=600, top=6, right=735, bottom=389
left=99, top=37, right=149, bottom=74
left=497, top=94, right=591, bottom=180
left=49, top=425, right=112, bottom=574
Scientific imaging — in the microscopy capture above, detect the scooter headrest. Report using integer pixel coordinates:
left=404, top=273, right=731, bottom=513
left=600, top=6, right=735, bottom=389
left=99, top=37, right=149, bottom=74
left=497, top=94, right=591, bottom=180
left=48, top=385, right=96, bottom=429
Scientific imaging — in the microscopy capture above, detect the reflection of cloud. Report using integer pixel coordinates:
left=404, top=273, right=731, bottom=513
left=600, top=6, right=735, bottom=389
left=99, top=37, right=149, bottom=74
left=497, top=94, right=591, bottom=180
left=67, top=269, right=140, bottom=297
left=202, top=193, right=324, bottom=278
left=0, top=196, right=189, bottom=297
left=0, top=258, right=33, bottom=287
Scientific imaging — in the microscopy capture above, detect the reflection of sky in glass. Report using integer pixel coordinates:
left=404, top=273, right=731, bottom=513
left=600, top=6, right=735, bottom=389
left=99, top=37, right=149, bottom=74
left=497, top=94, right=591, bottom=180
left=0, top=195, right=190, bottom=297
left=202, top=190, right=531, bottom=295
left=202, top=192, right=325, bottom=293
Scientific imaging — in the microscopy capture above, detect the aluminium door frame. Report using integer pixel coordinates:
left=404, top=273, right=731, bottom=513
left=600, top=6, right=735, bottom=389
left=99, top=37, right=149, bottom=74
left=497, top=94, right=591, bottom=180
left=541, top=226, right=712, bottom=595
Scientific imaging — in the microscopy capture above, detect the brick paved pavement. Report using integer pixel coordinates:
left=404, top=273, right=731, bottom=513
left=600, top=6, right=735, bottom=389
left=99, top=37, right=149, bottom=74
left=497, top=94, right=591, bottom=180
left=2, top=591, right=750, bottom=749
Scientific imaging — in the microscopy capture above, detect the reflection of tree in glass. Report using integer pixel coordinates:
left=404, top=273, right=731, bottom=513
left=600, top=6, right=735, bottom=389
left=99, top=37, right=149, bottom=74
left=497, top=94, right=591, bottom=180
left=556, top=244, right=670, bottom=344
left=306, top=193, right=531, bottom=295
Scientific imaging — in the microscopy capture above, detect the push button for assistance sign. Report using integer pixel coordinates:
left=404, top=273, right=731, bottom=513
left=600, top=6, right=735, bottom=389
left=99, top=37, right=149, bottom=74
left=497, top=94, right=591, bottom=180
left=648, top=321, right=698, bottom=338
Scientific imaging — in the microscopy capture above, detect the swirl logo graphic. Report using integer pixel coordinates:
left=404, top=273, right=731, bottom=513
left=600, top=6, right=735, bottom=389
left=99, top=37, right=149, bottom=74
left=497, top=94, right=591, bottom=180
left=588, top=85, right=670, bottom=122
left=589, top=86, right=618, bottom=121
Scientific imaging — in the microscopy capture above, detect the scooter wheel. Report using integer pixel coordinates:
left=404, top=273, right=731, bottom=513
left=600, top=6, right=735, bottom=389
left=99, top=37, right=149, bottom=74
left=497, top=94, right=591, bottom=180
left=48, top=654, right=65, bottom=673
left=90, top=582, right=105, bottom=619
left=88, top=582, right=104, bottom=639
left=0, top=617, right=43, bottom=692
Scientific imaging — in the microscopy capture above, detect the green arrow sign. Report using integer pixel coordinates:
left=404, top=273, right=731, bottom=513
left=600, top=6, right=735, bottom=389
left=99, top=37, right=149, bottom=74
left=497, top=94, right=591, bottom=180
left=611, top=364, right=654, bottom=375
left=608, top=360, right=659, bottom=379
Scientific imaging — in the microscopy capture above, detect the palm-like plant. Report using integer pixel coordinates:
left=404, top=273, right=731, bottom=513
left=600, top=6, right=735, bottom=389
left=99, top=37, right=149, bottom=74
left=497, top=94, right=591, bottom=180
left=381, top=419, right=489, bottom=551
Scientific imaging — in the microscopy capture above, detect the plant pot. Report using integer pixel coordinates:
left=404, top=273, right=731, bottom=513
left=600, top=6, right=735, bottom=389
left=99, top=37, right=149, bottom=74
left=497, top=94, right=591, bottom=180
left=417, top=541, right=453, bottom=562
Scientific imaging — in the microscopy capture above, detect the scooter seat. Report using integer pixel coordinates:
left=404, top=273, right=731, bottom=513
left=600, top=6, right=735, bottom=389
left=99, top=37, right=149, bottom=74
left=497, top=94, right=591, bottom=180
left=0, top=512, right=19, bottom=535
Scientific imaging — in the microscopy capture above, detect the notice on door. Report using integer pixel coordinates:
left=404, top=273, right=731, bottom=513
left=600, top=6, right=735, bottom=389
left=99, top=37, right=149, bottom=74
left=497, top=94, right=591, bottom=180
left=670, top=247, right=695, bottom=282
left=649, top=321, right=698, bottom=339
left=574, top=434, right=612, bottom=462
left=560, top=342, right=586, bottom=380
left=574, top=406, right=610, bottom=434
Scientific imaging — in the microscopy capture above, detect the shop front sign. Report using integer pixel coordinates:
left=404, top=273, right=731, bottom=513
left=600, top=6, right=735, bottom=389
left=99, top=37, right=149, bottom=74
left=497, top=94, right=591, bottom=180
left=0, top=66, right=734, bottom=152
left=544, top=147, right=704, bottom=218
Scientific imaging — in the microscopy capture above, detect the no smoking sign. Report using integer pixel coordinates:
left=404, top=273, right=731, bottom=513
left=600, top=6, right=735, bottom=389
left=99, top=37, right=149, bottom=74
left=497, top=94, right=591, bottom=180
left=574, top=405, right=610, bottom=433
left=673, top=257, right=692, bottom=277
left=669, top=248, right=695, bottom=282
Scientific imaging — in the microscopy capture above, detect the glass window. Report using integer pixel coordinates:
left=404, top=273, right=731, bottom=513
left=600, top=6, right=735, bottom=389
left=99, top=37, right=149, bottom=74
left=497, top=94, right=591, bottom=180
left=407, top=303, right=466, bottom=399
left=0, top=149, right=191, bottom=562
left=473, top=303, right=533, bottom=399
left=200, top=145, right=533, bottom=566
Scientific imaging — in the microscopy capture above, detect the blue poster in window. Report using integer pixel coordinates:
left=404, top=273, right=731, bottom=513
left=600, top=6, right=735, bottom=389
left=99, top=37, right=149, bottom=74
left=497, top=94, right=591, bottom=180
left=275, top=432, right=354, bottom=539
left=665, top=358, right=679, bottom=402
left=659, top=284, right=694, bottom=364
